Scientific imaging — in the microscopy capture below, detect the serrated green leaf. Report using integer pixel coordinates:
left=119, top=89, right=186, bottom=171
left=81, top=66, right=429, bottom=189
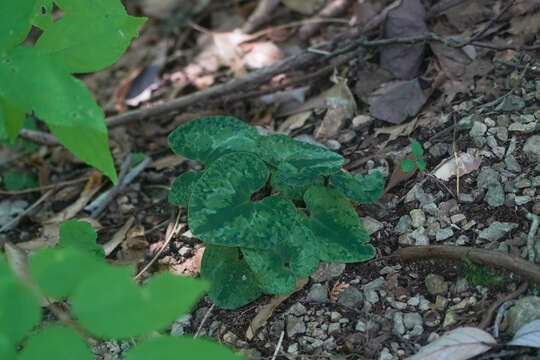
left=1, top=171, right=37, bottom=191
left=0, top=334, right=15, bottom=360
left=271, top=171, right=324, bottom=200
left=189, top=152, right=297, bottom=249
left=0, top=279, right=41, bottom=344
left=0, top=1, right=37, bottom=51
left=0, top=99, right=26, bottom=142
left=411, top=140, right=424, bottom=157
left=416, top=158, right=427, bottom=171
left=168, top=116, right=260, bottom=165
left=330, top=171, right=384, bottom=204
left=59, top=219, right=104, bottom=258
left=304, top=186, right=374, bottom=262
left=241, top=248, right=297, bottom=294
left=29, top=247, right=107, bottom=299
left=201, top=245, right=262, bottom=309
left=35, top=10, right=146, bottom=73
left=124, top=336, right=243, bottom=360
left=0, top=46, right=117, bottom=183
left=169, top=171, right=202, bottom=206
left=31, top=0, right=53, bottom=30
left=400, top=159, right=415, bottom=173
left=17, top=325, right=93, bottom=360
left=256, top=134, right=344, bottom=186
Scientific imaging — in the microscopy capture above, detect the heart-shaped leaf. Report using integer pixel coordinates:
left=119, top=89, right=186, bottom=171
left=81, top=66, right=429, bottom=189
left=304, top=185, right=374, bottom=262
left=256, top=134, right=343, bottom=186
left=188, top=152, right=297, bottom=249
left=168, top=171, right=202, bottom=206
left=168, top=116, right=260, bottom=166
left=59, top=219, right=104, bottom=258
left=271, top=171, right=325, bottom=200
left=330, top=171, right=384, bottom=203
left=201, top=245, right=263, bottom=309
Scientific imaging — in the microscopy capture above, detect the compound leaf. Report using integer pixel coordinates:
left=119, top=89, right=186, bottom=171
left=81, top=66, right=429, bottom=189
left=304, top=186, right=374, bottom=262
left=416, top=158, right=427, bottom=171
left=59, top=219, right=104, bottom=258
left=201, top=245, right=262, bottom=310
left=411, top=140, right=424, bottom=157
left=401, top=159, right=415, bottom=173
left=330, top=171, right=384, bottom=203
left=0, top=46, right=117, bottom=183
left=0, top=1, right=37, bottom=51
left=189, top=152, right=297, bottom=249
left=124, top=336, right=243, bottom=360
left=35, top=1, right=146, bottom=73
left=29, top=248, right=106, bottom=299
left=17, top=325, right=93, bottom=360
left=169, top=171, right=202, bottom=207
left=168, top=116, right=259, bottom=166
left=257, top=134, right=344, bottom=186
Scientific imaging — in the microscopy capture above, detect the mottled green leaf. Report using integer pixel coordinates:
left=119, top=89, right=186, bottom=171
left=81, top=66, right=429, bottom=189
left=124, top=336, right=243, bottom=360
left=304, top=186, right=374, bottom=262
left=17, top=325, right=93, bottom=360
left=416, top=158, right=427, bottom=171
left=411, top=140, right=424, bottom=157
left=189, top=152, right=296, bottom=249
left=168, top=116, right=259, bottom=165
left=329, top=171, right=384, bottom=203
left=401, top=159, right=415, bottom=173
left=0, top=1, right=37, bottom=51
left=289, top=213, right=319, bottom=277
left=241, top=248, right=297, bottom=295
left=59, top=219, right=104, bottom=258
left=257, top=134, right=343, bottom=186
left=201, top=245, right=262, bottom=309
left=169, top=171, right=202, bottom=206
left=271, top=171, right=324, bottom=200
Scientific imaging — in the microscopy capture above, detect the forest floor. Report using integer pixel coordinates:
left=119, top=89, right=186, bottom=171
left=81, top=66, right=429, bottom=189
left=1, top=0, right=540, bottom=359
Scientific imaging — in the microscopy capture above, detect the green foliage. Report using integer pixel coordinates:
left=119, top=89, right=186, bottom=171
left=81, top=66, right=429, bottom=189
left=1, top=171, right=37, bottom=191
left=401, top=140, right=427, bottom=173
left=168, top=116, right=384, bottom=309
left=0, top=220, right=241, bottom=359
left=0, top=1, right=147, bottom=184
left=463, top=254, right=502, bottom=288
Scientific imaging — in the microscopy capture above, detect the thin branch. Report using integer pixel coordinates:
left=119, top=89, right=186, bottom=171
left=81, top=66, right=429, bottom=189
left=479, top=282, right=527, bottom=329
left=393, top=245, right=540, bottom=286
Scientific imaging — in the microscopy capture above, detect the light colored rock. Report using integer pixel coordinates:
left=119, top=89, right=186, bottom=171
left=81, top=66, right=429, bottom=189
left=311, top=262, right=346, bottom=282
left=287, top=316, right=306, bottom=338
left=425, top=274, right=448, bottom=295
left=478, top=221, right=518, bottom=241
left=410, top=209, right=426, bottom=228
left=307, top=283, right=329, bottom=303
left=507, top=296, right=540, bottom=335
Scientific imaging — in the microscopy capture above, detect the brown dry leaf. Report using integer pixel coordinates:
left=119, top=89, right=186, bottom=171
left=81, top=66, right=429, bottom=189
left=102, top=216, right=135, bottom=256
left=355, top=64, right=394, bottom=104
left=384, top=153, right=417, bottom=194
left=278, top=110, right=312, bottom=134
left=114, top=226, right=149, bottom=265
left=510, top=11, right=540, bottom=36
left=170, top=246, right=205, bottom=276
left=246, top=277, right=309, bottom=340
left=150, top=155, right=187, bottom=170
left=374, top=117, right=418, bottom=149
left=443, top=0, right=492, bottom=32
left=45, top=171, right=103, bottom=224
left=330, top=281, right=350, bottom=302
left=369, top=79, right=427, bottom=125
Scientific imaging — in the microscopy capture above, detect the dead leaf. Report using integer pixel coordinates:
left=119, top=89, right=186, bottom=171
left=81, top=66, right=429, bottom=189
left=242, top=41, right=282, bottom=69
left=246, top=277, right=308, bottom=340
left=315, top=76, right=357, bottom=139
left=170, top=246, right=205, bottom=276
left=380, top=0, right=427, bottom=80
left=102, top=216, right=135, bottom=256
left=150, top=154, right=187, bottom=170
left=369, top=79, right=427, bottom=124
left=406, top=327, right=496, bottom=360
left=444, top=1, right=492, bottom=32
left=330, top=281, right=350, bottom=302
left=278, top=111, right=312, bottom=134
left=354, top=64, right=394, bottom=104
left=509, top=319, right=540, bottom=349
left=433, top=152, right=482, bottom=181
left=384, top=153, right=417, bottom=194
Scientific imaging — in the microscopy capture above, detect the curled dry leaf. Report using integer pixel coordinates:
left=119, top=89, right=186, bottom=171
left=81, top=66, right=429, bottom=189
left=330, top=281, right=350, bottom=302
left=433, top=152, right=481, bottom=181
left=406, top=327, right=496, bottom=360
left=170, top=246, right=205, bottom=276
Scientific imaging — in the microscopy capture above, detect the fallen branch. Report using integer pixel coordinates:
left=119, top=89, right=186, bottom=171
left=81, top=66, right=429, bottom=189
left=393, top=245, right=540, bottom=286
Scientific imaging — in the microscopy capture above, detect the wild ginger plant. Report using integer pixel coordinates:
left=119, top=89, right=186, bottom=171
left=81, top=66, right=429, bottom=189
left=168, top=116, right=384, bottom=309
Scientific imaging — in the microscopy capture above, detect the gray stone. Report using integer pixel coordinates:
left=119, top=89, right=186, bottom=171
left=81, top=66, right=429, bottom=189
left=287, top=316, right=306, bottom=338
left=477, top=168, right=499, bottom=188
left=409, top=324, right=424, bottom=336
left=478, top=221, right=518, bottom=241
left=393, top=312, right=405, bottom=335
left=330, top=311, right=342, bottom=321
left=222, top=331, right=238, bottom=345
left=328, top=322, right=341, bottom=334
left=288, top=303, right=307, bottom=316
left=443, top=310, right=458, bottom=327
left=521, top=114, right=536, bottom=123
left=379, top=348, right=393, bottom=360
left=429, top=143, right=448, bottom=158
left=435, top=228, right=454, bottom=242
left=532, top=176, right=540, bottom=187
left=394, top=215, right=412, bottom=234
left=361, top=216, right=384, bottom=235
left=425, top=274, right=448, bottom=295
left=495, top=94, right=525, bottom=111
left=307, top=284, right=329, bottom=303
left=325, top=139, right=341, bottom=151
left=485, top=183, right=505, bottom=207
left=170, top=314, right=192, bottom=336
left=515, top=195, right=532, bottom=205
left=422, top=203, right=440, bottom=216
left=504, top=155, right=521, bottom=172
left=362, top=277, right=384, bottom=303
left=524, top=135, right=540, bottom=161
left=459, top=193, right=474, bottom=203
left=470, top=121, right=487, bottom=137
left=337, top=287, right=363, bottom=308
left=410, top=209, right=426, bottom=228
left=407, top=296, right=420, bottom=306
left=403, top=312, right=423, bottom=330
left=311, top=262, right=346, bottom=282
left=508, top=122, right=537, bottom=133
left=491, top=126, right=509, bottom=141
left=287, top=343, right=298, bottom=354
left=507, top=296, right=540, bottom=335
